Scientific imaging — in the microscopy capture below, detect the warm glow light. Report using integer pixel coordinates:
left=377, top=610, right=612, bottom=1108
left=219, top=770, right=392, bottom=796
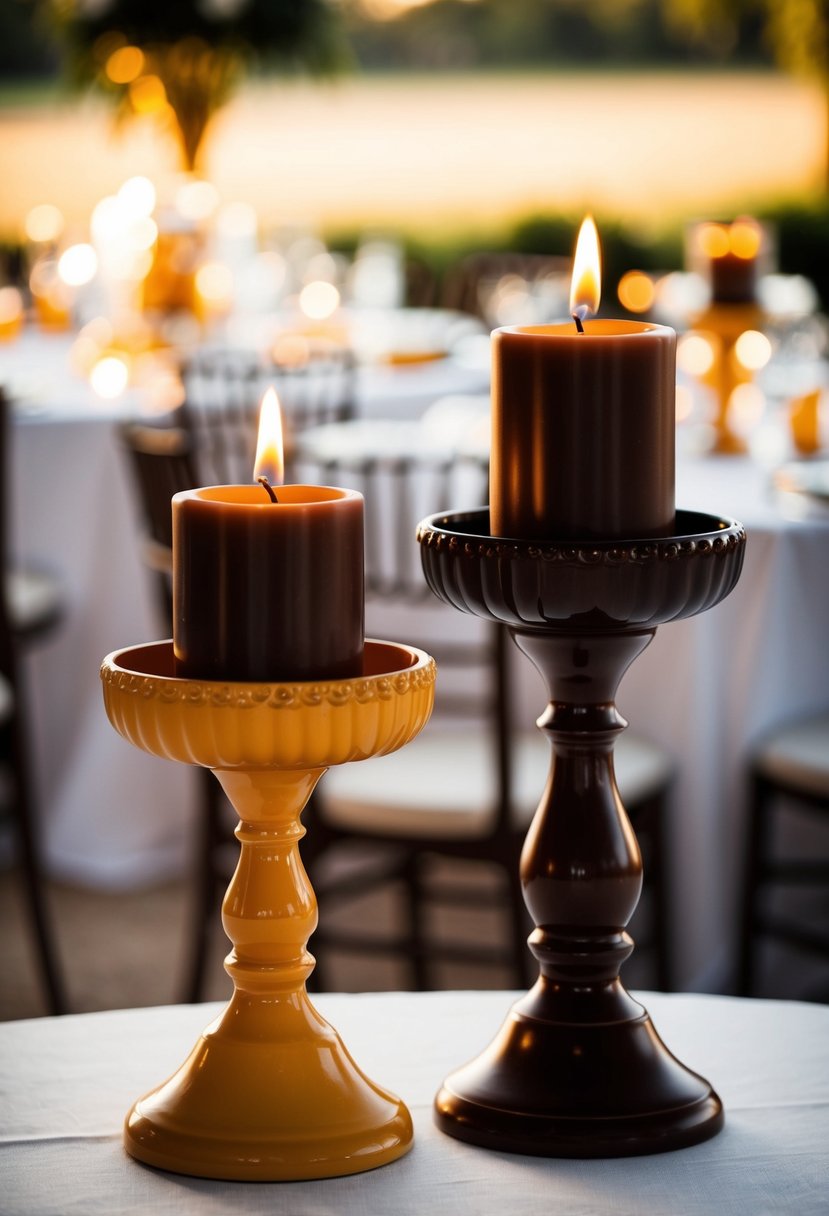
left=729, top=383, right=765, bottom=433
left=25, top=203, right=64, bottom=244
left=299, top=280, right=340, bottom=320
left=0, top=287, right=23, bottom=323
left=734, top=328, right=772, bottom=371
left=675, top=385, right=694, bottom=423
left=90, top=355, right=130, bottom=399
left=677, top=332, right=716, bottom=377
left=729, top=220, right=762, bottom=259
left=697, top=219, right=762, bottom=261
left=217, top=201, right=257, bottom=240
left=118, top=176, right=156, bottom=218
left=58, top=243, right=98, bottom=287
left=130, top=75, right=167, bottom=114
left=195, top=261, right=234, bottom=305
left=253, top=387, right=284, bottom=487
left=698, top=223, right=729, bottom=259
left=272, top=333, right=311, bottom=367
left=90, top=196, right=122, bottom=245
left=176, top=178, right=220, bottom=222
left=29, top=258, right=72, bottom=310
left=617, top=270, right=655, bottom=314
left=129, top=216, right=159, bottom=252
left=569, top=215, right=601, bottom=320
left=106, top=45, right=145, bottom=85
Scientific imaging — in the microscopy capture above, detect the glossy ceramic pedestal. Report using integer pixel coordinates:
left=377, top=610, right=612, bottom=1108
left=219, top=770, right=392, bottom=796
left=101, top=639, right=435, bottom=1181
left=417, top=509, right=746, bottom=1158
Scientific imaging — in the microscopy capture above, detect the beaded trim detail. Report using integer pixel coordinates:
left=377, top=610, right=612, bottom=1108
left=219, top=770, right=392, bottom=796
left=101, top=656, right=436, bottom=709
left=416, top=523, right=746, bottom=565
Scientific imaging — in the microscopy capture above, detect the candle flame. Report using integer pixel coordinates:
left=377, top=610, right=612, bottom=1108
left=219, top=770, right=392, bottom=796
left=253, top=386, right=284, bottom=486
left=569, top=215, right=601, bottom=322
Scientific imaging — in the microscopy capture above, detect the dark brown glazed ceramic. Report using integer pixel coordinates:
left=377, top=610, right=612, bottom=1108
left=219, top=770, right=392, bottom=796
left=417, top=508, right=746, bottom=1158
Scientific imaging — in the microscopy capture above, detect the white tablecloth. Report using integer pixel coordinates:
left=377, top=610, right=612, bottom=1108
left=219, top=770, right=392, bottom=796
left=6, top=333, right=829, bottom=990
left=1, top=990, right=827, bottom=1215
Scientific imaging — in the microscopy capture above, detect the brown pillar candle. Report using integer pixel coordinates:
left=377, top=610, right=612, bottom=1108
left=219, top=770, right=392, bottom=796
left=173, top=387, right=364, bottom=682
left=696, top=219, right=763, bottom=305
left=490, top=217, right=676, bottom=542
left=173, top=484, right=364, bottom=682
left=490, top=322, right=676, bottom=541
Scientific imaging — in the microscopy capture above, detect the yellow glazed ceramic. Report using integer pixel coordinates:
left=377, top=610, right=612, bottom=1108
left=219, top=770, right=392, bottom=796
left=100, top=638, right=435, bottom=1181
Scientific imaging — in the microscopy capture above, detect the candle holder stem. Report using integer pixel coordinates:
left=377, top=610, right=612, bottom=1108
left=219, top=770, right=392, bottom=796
left=216, top=766, right=323, bottom=996
left=514, top=628, right=651, bottom=993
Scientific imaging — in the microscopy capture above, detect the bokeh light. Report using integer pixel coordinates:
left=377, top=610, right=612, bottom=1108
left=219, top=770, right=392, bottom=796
left=675, top=384, right=694, bottom=423
left=677, top=332, right=716, bottom=377
left=90, top=355, right=130, bottom=399
left=734, top=329, right=772, bottom=371
left=0, top=287, right=23, bottom=324
left=195, top=261, right=234, bottom=306
left=729, top=383, right=765, bottom=433
left=25, top=203, right=64, bottom=244
left=617, top=271, right=655, bottom=314
left=118, top=176, right=156, bottom=219
left=729, top=220, right=762, bottom=259
left=58, top=243, right=98, bottom=287
left=130, top=76, right=167, bottom=115
left=697, top=223, right=729, bottom=259
left=105, top=46, right=145, bottom=85
left=216, top=202, right=258, bottom=241
left=176, top=179, right=220, bottom=222
left=299, top=280, right=340, bottom=320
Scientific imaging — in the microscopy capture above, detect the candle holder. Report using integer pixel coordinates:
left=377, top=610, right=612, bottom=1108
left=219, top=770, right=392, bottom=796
left=100, top=638, right=435, bottom=1182
left=417, top=508, right=745, bottom=1158
left=691, top=301, right=766, bottom=455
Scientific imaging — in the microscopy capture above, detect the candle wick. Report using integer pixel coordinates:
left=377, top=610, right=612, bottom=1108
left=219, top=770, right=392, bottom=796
left=572, top=312, right=585, bottom=334
left=257, top=476, right=279, bottom=504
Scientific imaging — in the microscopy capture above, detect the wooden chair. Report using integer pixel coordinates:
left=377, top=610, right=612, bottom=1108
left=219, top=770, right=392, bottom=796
left=295, top=439, right=675, bottom=992
left=738, top=713, right=829, bottom=999
left=181, top=341, right=356, bottom=486
left=118, top=419, right=231, bottom=1003
left=0, top=388, right=68, bottom=1014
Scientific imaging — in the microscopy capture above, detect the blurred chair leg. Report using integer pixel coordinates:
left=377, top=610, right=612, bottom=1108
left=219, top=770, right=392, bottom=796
left=404, top=852, right=430, bottom=990
left=737, top=771, right=771, bottom=997
left=506, top=856, right=532, bottom=989
left=646, top=791, right=672, bottom=992
left=183, top=770, right=225, bottom=1004
left=7, top=711, right=68, bottom=1015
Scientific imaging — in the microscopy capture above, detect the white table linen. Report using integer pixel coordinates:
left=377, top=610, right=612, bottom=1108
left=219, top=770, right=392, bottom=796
left=1, top=990, right=827, bottom=1215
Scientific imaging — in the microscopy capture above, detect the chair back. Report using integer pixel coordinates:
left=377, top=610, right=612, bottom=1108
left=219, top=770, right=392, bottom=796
left=182, top=343, right=356, bottom=486
left=295, top=431, right=515, bottom=839
left=118, top=421, right=200, bottom=626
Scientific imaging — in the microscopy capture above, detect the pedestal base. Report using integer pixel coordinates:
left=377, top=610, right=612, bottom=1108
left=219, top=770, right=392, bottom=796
left=124, top=994, right=412, bottom=1181
left=435, top=985, right=723, bottom=1158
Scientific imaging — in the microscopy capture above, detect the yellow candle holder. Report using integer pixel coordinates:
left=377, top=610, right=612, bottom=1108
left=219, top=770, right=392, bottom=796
left=691, top=301, right=765, bottom=455
left=100, top=638, right=435, bottom=1182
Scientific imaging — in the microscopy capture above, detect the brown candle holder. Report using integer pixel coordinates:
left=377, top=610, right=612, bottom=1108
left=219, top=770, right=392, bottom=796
left=416, top=508, right=746, bottom=1158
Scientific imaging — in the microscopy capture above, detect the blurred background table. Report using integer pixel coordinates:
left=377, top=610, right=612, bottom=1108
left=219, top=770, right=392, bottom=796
left=9, top=328, right=829, bottom=991
left=1, top=990, right=827, bottom=1215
